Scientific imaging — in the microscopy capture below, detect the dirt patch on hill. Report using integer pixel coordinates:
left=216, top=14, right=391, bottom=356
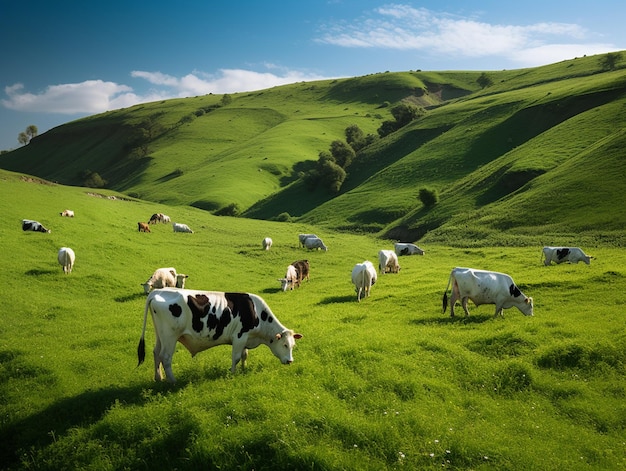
left=20, top=176, right=55, bottom=185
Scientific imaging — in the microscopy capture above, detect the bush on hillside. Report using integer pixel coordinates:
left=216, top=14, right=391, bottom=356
left=418, top=187, right=438, bottom=208
left=81, top=170, right=107, bottom=188
left=214, top=202, right=240, bottom=216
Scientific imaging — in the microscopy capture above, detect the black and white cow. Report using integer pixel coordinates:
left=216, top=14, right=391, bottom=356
left=542, top=246, right=592, bottom=265
left=442, top=267, right=534, bottom=318
left=394, top=243, right=425, bottom=256
left=22, top=219, right=50, bottom=233
left=137, top=288, right=302, bottom=382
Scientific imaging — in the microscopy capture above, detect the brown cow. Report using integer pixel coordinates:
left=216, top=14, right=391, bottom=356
left=138, top=222, right=151, bottom=232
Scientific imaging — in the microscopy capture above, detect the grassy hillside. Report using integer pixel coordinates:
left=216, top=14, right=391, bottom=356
left=1, top=52, right=625, bottom=244
left=1, top=169, right=625, bottom=470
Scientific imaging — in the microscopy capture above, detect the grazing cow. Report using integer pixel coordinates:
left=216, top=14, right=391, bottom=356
left=137, top=288, right=303, bottom=382
left=138, top=222, right=151, bottom=233
left=59, top=209, right=74, bottom=217
left=22, top=219, right=50, bottom=233
left=542, top=246, right=592, bottom=266
left=292, top=259, right=310, bottom=283
left=351, top=261, right=377, bottom=302
left=378, top=249, right=400, bottom=274
left=57, top=247, right=75, bottom=274
left=278, top=264, right=299, bottom=291
left=142, top=267, right=188, bottom=294
left=262, top=237, right=273, bottom=250
left=394, top=242, right=425, bottom=256
left=298, top=233, right=318, bottom=247
left=304, top=236, right=327, bottom=251
left=173, top=222, right=193, bottom=233
left=442, top=267, right=534, bottom=318
left=149, top=213, right=171, bottom=224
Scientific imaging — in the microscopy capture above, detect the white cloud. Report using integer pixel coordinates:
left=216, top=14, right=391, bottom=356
left=316, top=4, right=616, bottom=66
left=2, top=68, right=331, bottom=115
left=2, top=80, right=136, bottom=114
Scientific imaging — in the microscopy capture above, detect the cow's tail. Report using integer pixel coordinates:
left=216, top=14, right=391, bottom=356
left=442, top=272, right=453, bottom=314
left=137, top=294, right=151, bottom=367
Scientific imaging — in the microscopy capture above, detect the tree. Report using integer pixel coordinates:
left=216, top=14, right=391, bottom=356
left=418, top=188, right=438, bottom=208
left=377, top=103, right=423, bottom=138
left=600, top=52, right=622, bottom=71
left=477, top=72, right=493, bottom=89
left=17, top=125, right=38, bottom=145
left=330, top=140, right=355, bottom=168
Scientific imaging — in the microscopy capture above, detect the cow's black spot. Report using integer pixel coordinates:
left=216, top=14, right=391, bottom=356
left=169, top=303, right=183, bottom=318
left=557, top=248, right=570, bottom=260
left=509, top=284, right=522, bottom=297
left=401, top=248, right=409, bottom=255
left=260, top=310, right=274, bottom=322
left=226, top=293, right=259, bottom=338
left=207, top=307, right=232, bottom=340
left=187, top=294, right=211, bottom=332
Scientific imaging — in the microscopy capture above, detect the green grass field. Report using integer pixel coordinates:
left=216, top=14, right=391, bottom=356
left=1, top=170, right=625, bottom=470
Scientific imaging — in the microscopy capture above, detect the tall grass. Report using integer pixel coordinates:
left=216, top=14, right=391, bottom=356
left=1, top=170, right=625, bottom=470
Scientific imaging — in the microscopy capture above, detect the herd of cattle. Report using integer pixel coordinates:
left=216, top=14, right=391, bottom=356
left=21, top=212, right=594, bottom=382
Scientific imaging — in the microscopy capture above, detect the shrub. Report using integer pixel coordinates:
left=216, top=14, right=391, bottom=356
left=418, top=188, right=438, bottom=208
left=214, top=203, right=240, bottom=216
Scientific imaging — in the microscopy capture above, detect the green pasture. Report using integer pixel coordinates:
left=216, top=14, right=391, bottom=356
left=1, top=171, right=625, bottom=470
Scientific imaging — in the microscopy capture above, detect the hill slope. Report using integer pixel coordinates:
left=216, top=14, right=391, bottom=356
left=1, top=52, right=625, bottom=244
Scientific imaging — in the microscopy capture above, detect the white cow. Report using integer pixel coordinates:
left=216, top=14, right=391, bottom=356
left=304, top=236, right=327, bottom=251
left=442, top=267, right=534, bottom=318
left=298, top=233, right=318, bottom=247
left=142, top=267, right=188, bottom=294
left=351, top=261, right=377, bottom=302
left=173, top=222, right=193, bottom=233
left=57, top=247, right=75, bottom=274
left=263, top=237, right=273, bottom=250
left=542, top=246, right=592, bottom=266
left=278, top=264, right=299, bottom=291
left=59, top=209, right=74, bottom=217
left=378, top=249, right=400, bottom=274
left=137, top=288, right=302, bottom=382
left=394, top=243, right=425, bottom=256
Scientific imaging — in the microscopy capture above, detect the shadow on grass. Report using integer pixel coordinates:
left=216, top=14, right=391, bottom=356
left=0, top=361, right=231, bottom=470
left=410, top=313, right=494, bottom=325
left=114, top=291, right=147, bottom=303
left=318, top=295, right=357, bottom=304
left=24, top=268, right=56, bottom=276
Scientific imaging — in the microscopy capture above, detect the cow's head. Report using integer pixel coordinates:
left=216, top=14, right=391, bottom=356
left=269, top=330, right=303, bottom=365
left=141, top=282, right=152, bottom=294
left=521, top=297, right=534, bottom=316
left=278, top=278, right=293, bottom=291
left=175, top=274, right=188, bottom=288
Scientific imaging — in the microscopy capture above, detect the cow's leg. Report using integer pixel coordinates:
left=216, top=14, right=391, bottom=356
left=152, top=336, right=163, bottom=381
left=449, top=285, right=459, bottom=317
left=155, top=336, right=178, bottom=383
left=231, top=343, right=247, bottom=373
left=461, top=297, right=471, bottom=317
left=494, top=306, right=504, bottom=318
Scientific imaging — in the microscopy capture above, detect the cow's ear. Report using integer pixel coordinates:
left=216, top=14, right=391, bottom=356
left=275, top=333, right=282, bottom=340
left=293, top=333, right=303, bottom=339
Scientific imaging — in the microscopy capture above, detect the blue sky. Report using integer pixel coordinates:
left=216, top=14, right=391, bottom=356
left=1, top=0, right=624, bottom=151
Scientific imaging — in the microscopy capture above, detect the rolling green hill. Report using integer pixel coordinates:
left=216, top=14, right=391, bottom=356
left=2, top=52, right=625, bottom=244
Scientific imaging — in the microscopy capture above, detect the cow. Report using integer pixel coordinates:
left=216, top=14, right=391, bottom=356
left=149, top=213, right=171, bottom=224
left=22, top=219, right=50, bottom=233
left=59, top=209, right=74, bottom=217
left=262, top=237, right=273, bottom=250
left=394, top=242, right=425, bottom=256
left=541, top=246, right=592, bottom=266
left=137, top=288, right=303, bottom=382
left=138, top=222, right=151, bottom=232
left=173, top=222, right=193, bottom=233
left=142, top=267, right=188, bottom=294
left=298, top=233, right=318, bottom=247
left=304, top=236, right=327, bottom=251
left=351, top=261, right=377, bottom=302
left=278, top=264, right=299, bottom=291
left=378, top=249, right=400, bottom=274
left=292, top=259, right=310, bottom=283
left=442, top=267, right=534, bottom=318
left=57, top=247, right=75, bottom=274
